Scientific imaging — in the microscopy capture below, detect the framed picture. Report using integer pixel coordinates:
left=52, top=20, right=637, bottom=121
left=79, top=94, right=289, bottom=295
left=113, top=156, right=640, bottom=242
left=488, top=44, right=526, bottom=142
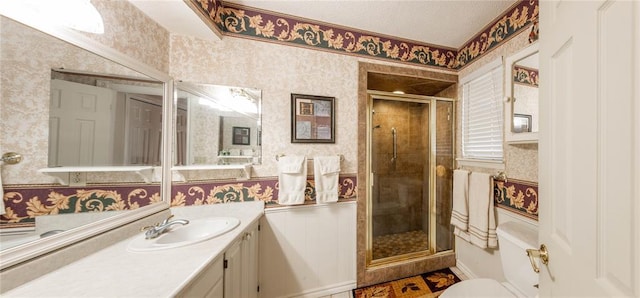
left=232, top=126, right=251, bottom=145
left=291, top=93, right=335, bottom=143
left=513, top=114, right=532, bottom=133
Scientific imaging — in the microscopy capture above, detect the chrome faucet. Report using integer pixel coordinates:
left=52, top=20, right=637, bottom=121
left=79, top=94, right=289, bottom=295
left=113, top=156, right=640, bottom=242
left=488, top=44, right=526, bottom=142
left=141, top=215, right=189, bottom=239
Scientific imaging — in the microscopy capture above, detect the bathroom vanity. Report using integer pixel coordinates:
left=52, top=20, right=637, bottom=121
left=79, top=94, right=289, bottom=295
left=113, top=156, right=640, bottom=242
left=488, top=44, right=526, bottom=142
left=3, top=201, right=263, bottom=297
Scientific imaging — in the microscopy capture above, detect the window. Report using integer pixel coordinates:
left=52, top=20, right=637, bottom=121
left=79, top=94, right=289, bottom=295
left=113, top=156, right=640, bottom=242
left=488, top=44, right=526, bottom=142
left=461, top=58, right=504, bottom=161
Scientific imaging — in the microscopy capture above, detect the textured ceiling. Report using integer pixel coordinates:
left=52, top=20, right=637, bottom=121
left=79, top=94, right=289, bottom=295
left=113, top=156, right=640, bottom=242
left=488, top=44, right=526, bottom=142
left=226, top=0, right=515, bottom=48
left=132, top=0, right=517, bottom=48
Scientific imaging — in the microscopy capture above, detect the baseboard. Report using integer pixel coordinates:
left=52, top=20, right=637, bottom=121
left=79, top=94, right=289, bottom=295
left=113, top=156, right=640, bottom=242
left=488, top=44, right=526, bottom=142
left=454, top=260, right=478, bottom=280
left=283, top=281, right=357, bottom=298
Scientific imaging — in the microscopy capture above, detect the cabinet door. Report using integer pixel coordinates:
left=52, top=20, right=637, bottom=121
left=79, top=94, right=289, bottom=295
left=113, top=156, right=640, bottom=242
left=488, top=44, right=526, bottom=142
left=224, top=239, right=242, bottom=298
left=241, top=225, right=259, bottom=298
left=204, top=277, right=223, bottom=298
left=177, top=256, right=224, bottom=298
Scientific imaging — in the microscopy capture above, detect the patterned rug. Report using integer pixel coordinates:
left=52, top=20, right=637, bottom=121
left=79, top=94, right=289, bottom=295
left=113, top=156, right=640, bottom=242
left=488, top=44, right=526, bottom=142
left=352, top=268, right=462, bottom=298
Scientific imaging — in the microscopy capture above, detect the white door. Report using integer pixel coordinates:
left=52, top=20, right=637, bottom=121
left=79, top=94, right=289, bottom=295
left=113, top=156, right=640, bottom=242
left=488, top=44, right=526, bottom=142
left=126, top=96, right=162, bottom=165
left=539, top=1, right=639, bottom=296
left=49, top=79, right=115, bottom=166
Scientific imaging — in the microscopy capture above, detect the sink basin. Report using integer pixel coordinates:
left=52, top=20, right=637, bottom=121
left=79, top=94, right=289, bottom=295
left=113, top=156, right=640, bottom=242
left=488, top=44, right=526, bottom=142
left=127, top=217, right=240, bottom=252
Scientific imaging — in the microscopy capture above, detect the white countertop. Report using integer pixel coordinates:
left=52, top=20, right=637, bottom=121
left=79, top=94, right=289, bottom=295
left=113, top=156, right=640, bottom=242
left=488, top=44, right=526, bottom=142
left=4, top=201, right=264, bottom=297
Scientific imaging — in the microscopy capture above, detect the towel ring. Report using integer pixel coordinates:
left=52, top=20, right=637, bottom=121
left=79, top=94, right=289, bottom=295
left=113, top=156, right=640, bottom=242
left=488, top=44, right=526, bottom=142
left=492, top=171, right=507, bottom=182
left=1, top=152, right=22, bottom=165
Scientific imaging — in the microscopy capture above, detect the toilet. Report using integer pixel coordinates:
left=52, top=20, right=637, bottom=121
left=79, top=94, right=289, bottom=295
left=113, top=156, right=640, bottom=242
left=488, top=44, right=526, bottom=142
left=441, top=221, right=539, bottom=298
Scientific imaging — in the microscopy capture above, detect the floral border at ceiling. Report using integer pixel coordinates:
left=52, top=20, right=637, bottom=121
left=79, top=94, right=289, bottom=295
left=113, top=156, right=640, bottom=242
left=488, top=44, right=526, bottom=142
left=455, top=0, right=539, bottom=69
left=1, top=185, right=161, bottom=228
left=190, top=0, right=538, bottom=70
left=171, top=175, right=357, bottom=207
left=493, top=179, right=538, bottom=220
left=513, top=65, right=539, bottom=87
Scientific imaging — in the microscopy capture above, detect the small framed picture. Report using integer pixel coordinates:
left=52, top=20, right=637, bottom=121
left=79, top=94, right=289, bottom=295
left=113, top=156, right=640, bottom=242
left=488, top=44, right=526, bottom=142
left=291, top=94, right=335, bottom=143
left=513, top=114, right=532, bottom=133
left=232, top=126, right=250, bottom=145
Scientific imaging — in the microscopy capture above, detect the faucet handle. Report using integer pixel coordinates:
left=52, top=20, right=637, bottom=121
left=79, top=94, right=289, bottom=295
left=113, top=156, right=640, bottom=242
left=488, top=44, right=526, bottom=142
left=140, top=225, right=156, bottom=232
left=161, top=214, right=175, bottom=225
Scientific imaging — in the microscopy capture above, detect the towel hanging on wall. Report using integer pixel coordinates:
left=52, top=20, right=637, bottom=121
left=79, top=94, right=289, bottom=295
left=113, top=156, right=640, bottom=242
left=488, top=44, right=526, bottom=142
left=451, top=169, right=470, bottom=241
left=313, top=155, right=341, bottom=204
left=277, top=155, right=307, bottom=205
left=468, top=172, right=498, bottom=249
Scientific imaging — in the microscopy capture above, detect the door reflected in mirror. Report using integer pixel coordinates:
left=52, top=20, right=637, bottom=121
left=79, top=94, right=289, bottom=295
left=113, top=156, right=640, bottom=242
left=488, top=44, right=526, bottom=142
left=175, top=83, right=261, bottom=167
left=511, top=52, right=539, bottom=133
left=49, top=70, right=164, bottom=167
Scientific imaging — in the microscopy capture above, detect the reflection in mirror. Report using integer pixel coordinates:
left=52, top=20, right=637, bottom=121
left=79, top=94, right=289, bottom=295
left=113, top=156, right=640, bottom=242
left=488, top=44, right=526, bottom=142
left=49, top=70, right=163, bottom=167
left=0, top=16, right=164, bottom=253
left=511, top=52, right=539, bottom=133
left=175, top=83, right=261, bottom=170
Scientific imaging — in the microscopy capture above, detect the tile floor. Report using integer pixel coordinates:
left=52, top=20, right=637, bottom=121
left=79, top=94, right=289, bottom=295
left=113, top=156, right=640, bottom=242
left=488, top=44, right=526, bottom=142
left=372, top=230, right=429, bottom=259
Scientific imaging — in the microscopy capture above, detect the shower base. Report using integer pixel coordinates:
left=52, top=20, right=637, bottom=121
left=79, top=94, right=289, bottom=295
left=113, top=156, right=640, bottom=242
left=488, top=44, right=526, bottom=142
left=372, top=230, right=429, bottom=260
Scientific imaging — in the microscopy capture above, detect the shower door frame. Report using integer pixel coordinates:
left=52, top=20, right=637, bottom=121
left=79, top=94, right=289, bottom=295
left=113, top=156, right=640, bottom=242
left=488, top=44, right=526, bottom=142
left=365, top=90, right=456, bottom=268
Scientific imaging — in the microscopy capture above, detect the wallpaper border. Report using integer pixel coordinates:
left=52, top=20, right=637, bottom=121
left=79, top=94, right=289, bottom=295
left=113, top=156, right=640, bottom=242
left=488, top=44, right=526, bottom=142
left=189, top=0, right=538, bottom=70
left=170, top=175, right=357, bottom=207
left=493, top=178, right=538, bottom=220
left=513, top=65, right=539, bottom=87
left=1, top=184, right=161, bottom=228
left=1, top=175, right=358, bottom=228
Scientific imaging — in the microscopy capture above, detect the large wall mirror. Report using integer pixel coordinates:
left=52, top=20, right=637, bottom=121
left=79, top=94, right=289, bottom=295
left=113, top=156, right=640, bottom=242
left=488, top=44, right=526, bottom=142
left=174, top=82, right=261, bottom=180
left=505, top=42, right=539, bottom=143
left=49, top=70, right=164, bottom=168
left=0, top=12, right=170, bottom=268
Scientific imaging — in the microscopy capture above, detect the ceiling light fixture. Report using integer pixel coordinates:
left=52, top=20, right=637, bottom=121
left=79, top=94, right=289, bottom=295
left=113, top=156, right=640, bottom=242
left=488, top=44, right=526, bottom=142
left=6, top=0, right=104, bottom=34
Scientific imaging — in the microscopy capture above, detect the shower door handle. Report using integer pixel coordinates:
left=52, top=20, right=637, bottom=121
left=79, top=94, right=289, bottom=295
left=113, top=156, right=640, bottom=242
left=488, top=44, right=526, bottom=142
left=391, top=127, right=397, bottom=162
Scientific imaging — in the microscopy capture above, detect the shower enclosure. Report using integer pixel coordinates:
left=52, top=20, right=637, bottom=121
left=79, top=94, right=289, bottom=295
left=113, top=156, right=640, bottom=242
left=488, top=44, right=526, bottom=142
left=367, top=92, right=454, bottom=265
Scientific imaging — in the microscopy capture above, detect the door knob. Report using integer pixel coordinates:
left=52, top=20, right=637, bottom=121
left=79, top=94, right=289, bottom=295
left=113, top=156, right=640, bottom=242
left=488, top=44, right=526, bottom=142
left=526, top=244, right=549, bottom=273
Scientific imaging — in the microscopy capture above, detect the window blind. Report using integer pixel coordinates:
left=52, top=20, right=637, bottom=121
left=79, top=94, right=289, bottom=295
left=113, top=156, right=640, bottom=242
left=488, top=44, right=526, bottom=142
left=462, top=60, right=503, bottom=161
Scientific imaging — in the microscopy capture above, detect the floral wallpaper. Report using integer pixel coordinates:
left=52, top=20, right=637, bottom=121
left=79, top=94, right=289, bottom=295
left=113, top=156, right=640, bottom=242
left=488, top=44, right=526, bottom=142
left=89, top=0, right=171, bottom=73
left=1, top=175, right=357, bottom=228
left=513, top=65, right=539, bottom=87
left=1, top=185, right=161, bottom=228
left=190, top=0, right=539, bottom=70
left=171, top=175, right=357, bottom=207
left=1, top=0, right=541, bottom=227
left=455, top=0, right=538, bottom=69
left=493, top=179, right=538, bottom=220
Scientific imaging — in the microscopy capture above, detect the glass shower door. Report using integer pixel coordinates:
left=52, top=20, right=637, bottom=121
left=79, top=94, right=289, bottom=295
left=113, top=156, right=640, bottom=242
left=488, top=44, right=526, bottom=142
left=368, top=95, right=455, bottom=264
left=370, top=98, right=431, bottom=261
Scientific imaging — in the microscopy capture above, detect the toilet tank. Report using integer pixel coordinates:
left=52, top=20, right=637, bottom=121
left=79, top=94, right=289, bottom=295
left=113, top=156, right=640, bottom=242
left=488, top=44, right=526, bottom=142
left=496, top=221, right=539, bottom=297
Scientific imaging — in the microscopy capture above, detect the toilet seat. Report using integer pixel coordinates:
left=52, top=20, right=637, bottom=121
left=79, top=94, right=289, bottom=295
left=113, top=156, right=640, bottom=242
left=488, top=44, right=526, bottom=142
left=440, top=278, right=516, bottom=298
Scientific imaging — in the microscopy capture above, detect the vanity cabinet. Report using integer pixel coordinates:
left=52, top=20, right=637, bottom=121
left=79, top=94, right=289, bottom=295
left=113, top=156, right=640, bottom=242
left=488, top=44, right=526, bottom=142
left=177, top=221, right=259, bottom=298
left=224, top=222, right=259, bottom=298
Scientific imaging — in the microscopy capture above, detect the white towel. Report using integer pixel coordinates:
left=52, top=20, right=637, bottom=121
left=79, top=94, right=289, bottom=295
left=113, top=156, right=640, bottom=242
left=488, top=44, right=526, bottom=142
left=0, top=171, right=4, bottom=215
left=468, top=172, right=498, bottom=249
left=277, top=155, right=307, bottom=205
left=451, top=169, right=470, bottom=240
left=313, top=156, right=341, bottom=204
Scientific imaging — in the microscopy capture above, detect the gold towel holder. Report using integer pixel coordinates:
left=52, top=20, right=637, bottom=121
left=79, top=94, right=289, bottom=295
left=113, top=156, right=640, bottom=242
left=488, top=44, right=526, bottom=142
left=1, top=152, right=22, bottom=165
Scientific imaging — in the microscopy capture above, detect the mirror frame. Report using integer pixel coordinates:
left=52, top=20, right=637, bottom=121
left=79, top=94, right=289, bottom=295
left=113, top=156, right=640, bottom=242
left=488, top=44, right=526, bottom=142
left=504, top=42, right=539, bottom=144
left=0, top=7, right=172, bottom=269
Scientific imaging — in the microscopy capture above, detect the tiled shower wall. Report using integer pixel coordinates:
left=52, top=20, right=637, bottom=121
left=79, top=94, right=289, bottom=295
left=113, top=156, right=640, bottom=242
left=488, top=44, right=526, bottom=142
left=371, top=100, right=428, bottom=237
